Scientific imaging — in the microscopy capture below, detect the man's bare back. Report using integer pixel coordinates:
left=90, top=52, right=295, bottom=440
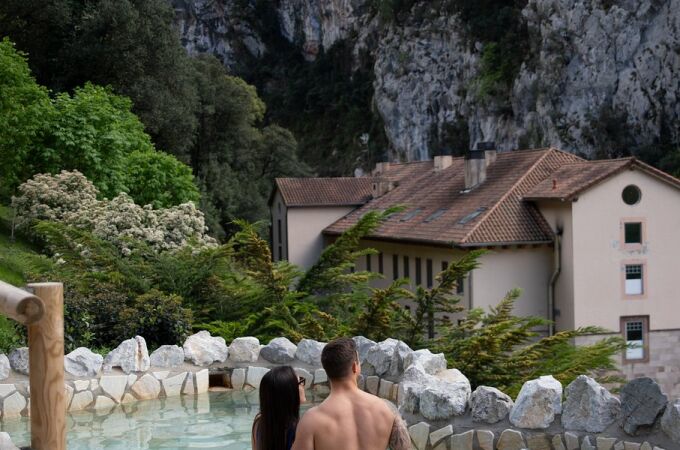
left=292, top=386, right=410, bottom=450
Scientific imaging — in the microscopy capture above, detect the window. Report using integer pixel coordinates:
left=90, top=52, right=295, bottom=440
left=621, top=316, right=648, bottom=362
left=378, top=253, right=384, bottom=274
left=392, top=255, right=399, bottom=280
left=403, top=256, right=410, bottom=278
left=625, top=264, right=643, bottom=295
left=426, top=259, right=433, bottom=288
left=415, top=258, right=422, bottom=286
left=441, top=261, right=448, bottom=272
left=624, top=222, right=642, bottom=244
left=456, top=276, right=464, bottom=294
left=366, top=254, right=372, bottom=272
left=622, top=185, right=641, bottom=205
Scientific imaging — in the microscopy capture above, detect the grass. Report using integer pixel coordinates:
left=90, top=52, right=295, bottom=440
left=0, top=205, right=53, bottom=286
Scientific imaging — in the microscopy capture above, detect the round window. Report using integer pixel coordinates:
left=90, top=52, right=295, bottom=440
left=622, top=185, right=641, bottom=205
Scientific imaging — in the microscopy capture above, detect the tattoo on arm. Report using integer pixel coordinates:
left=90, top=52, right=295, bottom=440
left=389, top=416, right=411, bottom=450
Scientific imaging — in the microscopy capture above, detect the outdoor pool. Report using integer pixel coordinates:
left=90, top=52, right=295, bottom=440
left=1, top=390, right=319, bottom=449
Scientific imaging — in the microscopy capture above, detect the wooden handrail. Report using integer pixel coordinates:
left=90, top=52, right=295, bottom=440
left=0, top=280, right=44, bottom=325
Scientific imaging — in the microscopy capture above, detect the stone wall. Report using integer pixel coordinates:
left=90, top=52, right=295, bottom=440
left=577, top=329, right=680, bottom=400
left=0, top=334, right=678, bottom=450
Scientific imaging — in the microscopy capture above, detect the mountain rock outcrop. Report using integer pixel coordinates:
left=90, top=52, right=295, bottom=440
left=170, top=0, right=680, bottom=163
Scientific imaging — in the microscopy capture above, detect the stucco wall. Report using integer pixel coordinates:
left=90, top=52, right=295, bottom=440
left=537, top=201, right=575, bottom=332
left=355, top=240, right=553, bottom=322
left=287, top=206, right=355, bottom=269
left=571, top=169, right=680, bottom=332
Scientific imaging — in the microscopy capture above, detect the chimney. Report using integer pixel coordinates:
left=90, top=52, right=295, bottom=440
left=372, top=161, right=391, bottom=176
left=464, top=141, right=497, bottom=189
left=372, top=178, right=396, bottom=198
left=434, top=149, right=454, bottom=171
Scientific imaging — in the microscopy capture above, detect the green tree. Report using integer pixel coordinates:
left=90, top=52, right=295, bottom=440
left=49, top=83, right=156, bottom=198
left=0, top=38, right=53, bottom=199
left=123, top=150, right=200, bottom=208
left=435, top=290, right=626, bottom=396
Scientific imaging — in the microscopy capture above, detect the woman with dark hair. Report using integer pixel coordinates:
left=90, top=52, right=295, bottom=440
left=252, top=365, right=307, bottom=450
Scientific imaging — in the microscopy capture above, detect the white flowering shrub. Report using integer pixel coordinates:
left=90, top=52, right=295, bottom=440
left=12, top=171, right=217, bottom=254
left=11, top=170, right=101, bottom=229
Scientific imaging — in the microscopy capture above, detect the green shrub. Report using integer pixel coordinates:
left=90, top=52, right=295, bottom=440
left=116, top=290, right=192, bottom=349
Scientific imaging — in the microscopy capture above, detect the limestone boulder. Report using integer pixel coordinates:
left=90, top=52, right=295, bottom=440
left=64, top=347, right=103, bottom=377
left=619, top=377, right=667, bottom=435
left=419, top=384, right=467, bottom=420
left=0, top=354, right=10, bottom=380
left=260, top=337, right=297, bottom=363
left=364, top=338, right=412, bottom=378
left=150, top=345, right=184, bottom=368
left=471, top=386, right=514, bottom=424
left=661, top=398, right=680, bottom=444
left=103, top=336, right=150, bottom=374
left=295, top=339, right=325, bottom=366
left=353, top=336, right=377, bottom=363
left=509, top=375, right=562, bottom=429
left=228, top=337, right=260, bottom=362
left=131, top=373, right=161, bottom=400
left=562, top=375, right=621, bottom=433
left=183, top=331, right=229, bottom=366
left=404, top=349, right=446, bottom=375
left=398, top=364, right=430, bottom=414
left=8, top=347, right=29, bottom=375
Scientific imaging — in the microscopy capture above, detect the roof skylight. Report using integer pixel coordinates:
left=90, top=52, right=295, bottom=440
left=424, top=208, right=447, bottom=223
left=400, top=208, right=423, bottom=222
left=457, top=207, right=487, bottom=225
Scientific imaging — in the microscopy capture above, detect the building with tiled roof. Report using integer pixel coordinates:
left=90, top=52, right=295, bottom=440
left=270, top=146, right=680, bottom=397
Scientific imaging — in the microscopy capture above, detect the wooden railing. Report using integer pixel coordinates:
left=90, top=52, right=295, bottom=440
left=0, top=280, right=65, bottom=450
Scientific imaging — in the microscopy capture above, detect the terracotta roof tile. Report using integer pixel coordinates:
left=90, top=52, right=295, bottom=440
left=274, top=178, right=375, bottom=207
left=324, top=148, right=583, bottom=246
left=524, top=158, right=680, bottom=201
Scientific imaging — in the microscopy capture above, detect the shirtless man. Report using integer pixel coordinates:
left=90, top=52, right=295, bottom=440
left=292, top=338, right=411, bottom=450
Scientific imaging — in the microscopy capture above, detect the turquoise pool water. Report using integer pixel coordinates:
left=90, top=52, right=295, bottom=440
left=1, top=390, right=319, bottom=449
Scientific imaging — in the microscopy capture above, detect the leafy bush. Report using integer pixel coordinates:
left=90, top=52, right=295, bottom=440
left=13, top=172, right=216, bottom=254
left=116, top=290, right=192, bottom=349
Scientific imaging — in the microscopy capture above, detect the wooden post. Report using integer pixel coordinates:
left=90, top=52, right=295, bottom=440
left=0, top=280, right=44, bottom=325
left=27, top=282, right=66, bottom=450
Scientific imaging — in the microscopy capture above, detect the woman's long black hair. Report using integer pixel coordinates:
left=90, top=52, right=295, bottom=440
left=254, top=366, right=300, bottom=450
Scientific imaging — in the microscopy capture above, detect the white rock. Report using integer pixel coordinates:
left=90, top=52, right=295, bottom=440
left=162, top=372, right=187, bottom=398
left=353, top=336, right=377, bottom=363
left=0, top=431, right=19, bottom=450
left=661, top=398, right=680, bottom=444
left=2, top=391, right=26, bottom=417
left=408, top=422, right=430, bottom=450
left=0, top=355, right=10, bottom=380
left=149, top=345, right=185, bottom=368
left=99, top=375, right=128, bottom=403
left=121, top=393, right=136, bottom=404
left=378, top=379, right=394, bottom=399
left=294, top=368, right=313, bottom=387
left=65, top=384, right=74, bottom=407
left=196, top=369, right=209, bottom=394
left=153, top=371, right=169, bottom=380
left=228, top=337, right=260, bottom=362
left=246, top=366, right=270, bottom=389
left=430, top=424, right=453, bottom=446
left=471, top=386, right=514, bottom=424
left=561, top=375, right=620, bottom=433
left=404, top=349, right=446, bottom=375
left=64, top=347, right=103, bottom=377
left=74, top=380, right=89, bottom=392
left=314, top=368, right=328, bottom=385
left=365, top=338, right=412, bottom=378
left=419, top=383, right=468, bottom=420
left=182, top=373, right=195, bottom=395
left=231, top=368, right=246, bottom=389
left=8, top=348, right=29, bottom=375
left=260, top=337, right=297, bottom=363
left=0, top=385, right=16, bottom=398
left=510, top=375, right=562, bottom=429
left=183, top=331, right=229, bottom=366
left=70, top=391, right=93, bottom=411
left=366, top=376, right=380, bottom=395
left=131, top=374, right=161, bottom=400
left=103, top=336, right=150, bottom=374
left=295, top=339, right=325, bottom=366
left=94, top=395, right=116, bottom=410
left=127, top=374, right=137, bottom=388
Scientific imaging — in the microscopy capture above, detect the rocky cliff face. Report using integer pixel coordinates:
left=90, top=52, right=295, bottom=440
left=171, top=0, right=680, bottom=163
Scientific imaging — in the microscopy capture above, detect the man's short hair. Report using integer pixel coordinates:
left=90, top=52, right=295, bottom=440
left=321, top=337, right=358, bottom=380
